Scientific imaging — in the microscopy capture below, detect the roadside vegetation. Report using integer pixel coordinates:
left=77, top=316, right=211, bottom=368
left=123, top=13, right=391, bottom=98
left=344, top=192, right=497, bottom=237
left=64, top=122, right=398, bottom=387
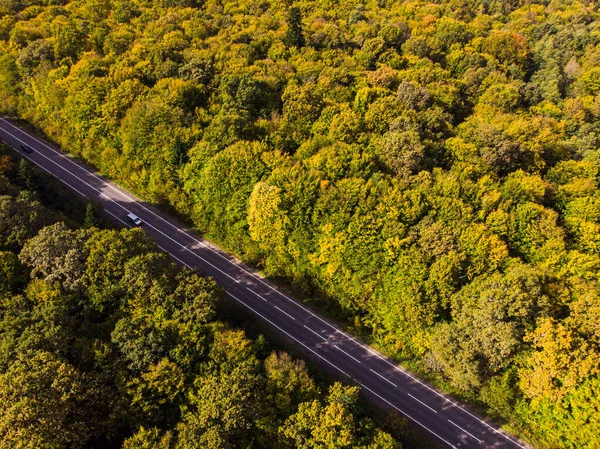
left=1, top=0, right=600, bottom=447
left=0, top=149, right=409, bottom=448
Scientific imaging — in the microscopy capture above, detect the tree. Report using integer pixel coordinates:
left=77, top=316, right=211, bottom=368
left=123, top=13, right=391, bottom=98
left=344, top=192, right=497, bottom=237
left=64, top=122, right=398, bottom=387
left=279, top=383, right=359, bottom=449
left=0, top=192, right=53, bottom=251
left=123, top=427, right=174, bottom=449
left=431, top=263, right=547, bottom=390
left=171, top=271, right=220, bottom=324
left=83, top=203, right=102, bottom=228
left=264, top=351, right=318, bottom=419
left=122, top=252, right=178, bottom=310
left=281, top=82, right=324, bottom=143
left=183, top=141, right=267, bottom=247
left=111, top=313, right=172, bottom=373
left=482, top=30, right=530, bottom=74
left=178, top=58, right=214, bottom=85
left=519, top=318, right=599, bottom=403
left=17, top=159, right=36, bottom=191
left=396, top=81, right=432, bottom=111
left=0, top=53, right=19, bottom=113
left=0, top=351, right=100, bottom=449
left=17, top=39, right=54, bottom=77
left=19, top=223, right=89, bottom=290
left=51, top=16, right=87, bottom=61
left=376, top=130, right=425, bottom=178
left=247, top=182, right=287, bottom=258
left=125, top=358, right=186, bottom=427
left=168, top=329, right=261, bottom=447
left=284, top=6, right=305, bottom=49
left=85, top=228, right=154, bottom=287
left=0, top=250, right=25, bottom=295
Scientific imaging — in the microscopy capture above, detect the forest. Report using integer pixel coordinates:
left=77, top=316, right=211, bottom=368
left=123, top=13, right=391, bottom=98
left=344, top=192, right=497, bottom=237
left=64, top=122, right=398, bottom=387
left=0, top=149, right=409, bottom=448
left=1, top=0, right=600, bottom=447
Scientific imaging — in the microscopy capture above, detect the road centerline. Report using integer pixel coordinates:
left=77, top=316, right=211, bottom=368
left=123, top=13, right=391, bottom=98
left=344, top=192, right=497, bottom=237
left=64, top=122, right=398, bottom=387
left=448, top=420, right=483, bottom=443
left=274, top=305, right=296, bottom=320
left=303, top=324, right=327, bottom=341
left=0, top=118, right=532, bottom=449
left=369, top=368, right=398, bottom=387
left=247, top=287, right=267, bottom=301
left=334, top=345, right=362, bottom=364
left=407, top=392, right=438, bottom=414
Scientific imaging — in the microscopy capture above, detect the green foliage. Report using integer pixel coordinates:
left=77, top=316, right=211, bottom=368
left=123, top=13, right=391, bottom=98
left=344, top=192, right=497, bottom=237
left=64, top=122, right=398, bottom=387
left=83, top=202, right=103, bottom=228
left=0, top=176, right=402, bottom=449
left=19, top=222, right=89, bottom=290
left=0, top=190, right=52, bottom=251
left=279, top=383, right=398, bottom=449
left=264, top=351, right=319, bottom=418
left=0, top=351, right=100, bottom=448
left=431, top=263, right=547, bottom=390
left=1, top=0, right=600, bottom=446
left=285, top=6, right=305, bottom=49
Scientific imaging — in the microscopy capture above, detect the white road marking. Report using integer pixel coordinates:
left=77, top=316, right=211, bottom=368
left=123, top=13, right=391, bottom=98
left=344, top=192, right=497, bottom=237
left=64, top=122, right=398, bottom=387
left=407, top=393, right=438, bottom=414
left=247, top=287, right=267, bottom=301
left=103, top=208, right=194, bottom=272
left=357, top=383, right=458, bottom=449
left=91, top=209, right=194, bottom=273
left=2, top=122, right=464, bottom=449
left=103, top=209, right=134, bottom=227
left=0, top=119, right=529, bottom=449
left=225, top=291, right=459, bottom=449
left=0, top=125, right=244, bottom=287
left=304, top=325, right=327, bottom=341
left=1, top=119, right=262, bottom=271
left=335, top=345, right=362, bottom=364
left=15, top=155, right=194, bottom=274
left=227, top=291, right=352, bottom=379
left=326, top=324, right=527, bottom=447
left=11, top=149, right=89, bottom=199
left=1, top=121, right=353, bottom=339
left=155, top=244, right=194, bottom=270
left=369, top=369, right=398, bottom=387
left=448, top=420, right=483, bottom=443
left=274, top=305, right=296, bottom=320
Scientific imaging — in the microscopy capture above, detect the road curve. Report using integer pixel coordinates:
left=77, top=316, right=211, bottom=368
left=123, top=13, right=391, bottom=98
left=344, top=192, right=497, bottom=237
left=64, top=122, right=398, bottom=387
left=0, top=117, right=530, bottom=449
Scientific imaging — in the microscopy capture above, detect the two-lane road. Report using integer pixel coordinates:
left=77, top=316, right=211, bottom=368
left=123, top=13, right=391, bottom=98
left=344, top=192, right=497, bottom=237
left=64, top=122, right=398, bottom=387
left=0, top=117, right=530, bottom=449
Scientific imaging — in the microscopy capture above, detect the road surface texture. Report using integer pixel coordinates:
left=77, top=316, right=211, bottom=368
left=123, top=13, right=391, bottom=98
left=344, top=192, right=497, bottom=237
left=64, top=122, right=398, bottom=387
left=0, top=117, right=530, bottom=449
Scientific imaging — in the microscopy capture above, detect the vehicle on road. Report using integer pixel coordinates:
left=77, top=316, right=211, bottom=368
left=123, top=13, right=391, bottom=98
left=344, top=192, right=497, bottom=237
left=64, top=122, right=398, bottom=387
left=127, top=212, right=143, bottom=226
left=20, top=144, right=33, bottom=153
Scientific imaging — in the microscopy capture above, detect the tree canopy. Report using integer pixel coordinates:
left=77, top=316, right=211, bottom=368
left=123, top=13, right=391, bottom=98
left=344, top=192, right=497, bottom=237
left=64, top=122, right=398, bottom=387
left=2, top=0, right=600, bottom=446
left=0, top=162, right=402, bottom=448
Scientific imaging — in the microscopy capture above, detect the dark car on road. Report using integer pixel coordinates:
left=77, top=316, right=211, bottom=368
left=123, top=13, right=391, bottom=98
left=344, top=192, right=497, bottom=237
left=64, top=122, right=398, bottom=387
left=20, top=144, right=33, bottom=153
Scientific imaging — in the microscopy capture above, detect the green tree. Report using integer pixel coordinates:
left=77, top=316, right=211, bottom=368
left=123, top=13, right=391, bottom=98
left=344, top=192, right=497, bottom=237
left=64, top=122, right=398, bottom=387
left=19, top=223, right=89, bottom=290
left=279, top=383, right=360, bottom=449
left=0, top=192, right=53, bottom=250
left=0, top=351, right=100, bottom=449
left=0, top=53, right=19, bottom=113
left=85, top=228, right=154, bottom=287
left=0, top=250, right=25, bottom=295
left=284, top=6, right=305, bottom=49
left=431, top=263, right=547, bottom=390
left=123, top=427, right=174, bottom=449
left=264, top=351, right=318, bottom=419
left=83, top=203, right=102, bottom=228
left=17, top=159, right=36, bottom=191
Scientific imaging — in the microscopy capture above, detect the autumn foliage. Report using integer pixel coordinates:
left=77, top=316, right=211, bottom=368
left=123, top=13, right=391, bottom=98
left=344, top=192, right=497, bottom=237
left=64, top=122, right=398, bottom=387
left=1, top=0, right=600, bottom=446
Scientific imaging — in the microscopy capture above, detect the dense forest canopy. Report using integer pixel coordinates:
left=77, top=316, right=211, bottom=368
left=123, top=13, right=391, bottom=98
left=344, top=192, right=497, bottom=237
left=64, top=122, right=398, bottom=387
left=1, top=0, right=600, bottom=447
left=0, top=151, right=407, bottom=448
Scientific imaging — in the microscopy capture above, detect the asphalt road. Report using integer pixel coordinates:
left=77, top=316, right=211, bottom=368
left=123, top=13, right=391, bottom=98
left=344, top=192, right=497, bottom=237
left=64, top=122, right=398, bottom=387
left=0, top=117, right=530, bottom=449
